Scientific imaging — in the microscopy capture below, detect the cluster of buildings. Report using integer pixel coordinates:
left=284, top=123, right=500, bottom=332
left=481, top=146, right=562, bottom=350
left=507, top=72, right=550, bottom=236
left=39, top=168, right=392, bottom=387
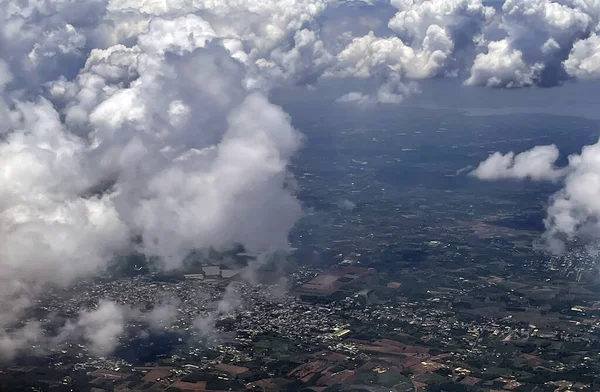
left=1, top=261, right=594, bottom=391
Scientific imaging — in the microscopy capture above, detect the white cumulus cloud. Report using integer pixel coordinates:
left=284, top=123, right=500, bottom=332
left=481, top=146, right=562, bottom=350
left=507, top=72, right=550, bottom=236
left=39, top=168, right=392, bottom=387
left=471, top=144, right=566, bottom=181
left=473, top=139, right=600, bottom=254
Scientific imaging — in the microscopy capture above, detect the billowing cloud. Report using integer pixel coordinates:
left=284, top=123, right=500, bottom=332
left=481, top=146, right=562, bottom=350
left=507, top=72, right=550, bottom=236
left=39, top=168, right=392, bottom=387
left=50, top=299, right=181, bottom=357
left=0, top=322, right=44, bottom=361
left=70, top=300, right=126, bottom=356
left=389, top=0, right=494, bottom=69
left=325, top=0, right=494, bottom=103
left=544, top=140, right=600, bottom=253
left=0, top=0, right=306, bottom=358
left=466, top=0, right=600, bottom=87
left=465, top=39, right=545, bottom=88
left=473, top=139, right=600, bottom=254
left=563, top=33, right=600, bottom=79
left=327, top=32, right=427, bottom=103
left=471, top=144, right=566, bottom=181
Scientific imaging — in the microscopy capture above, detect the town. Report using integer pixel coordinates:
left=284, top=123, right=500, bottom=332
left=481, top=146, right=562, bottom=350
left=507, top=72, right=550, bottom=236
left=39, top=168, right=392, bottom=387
left=2, top=248, right=599, bottom=392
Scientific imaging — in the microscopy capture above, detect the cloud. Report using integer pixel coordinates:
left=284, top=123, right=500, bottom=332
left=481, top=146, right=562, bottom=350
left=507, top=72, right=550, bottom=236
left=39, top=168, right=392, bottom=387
left=0, top=0, right=98, bottom=92
left=145, top=301, right=180, bottom=332
left=0, top=322, right=44, bottom=362
left=543, top=140, right=600, bottom=252
left=193, top=283, right=241, bottom=343
left=388, top=0, right=494, bottom=62
left=471, top=144, right=566, bottom=181
left=0, top=98, right=129, bottom=336
left=465, top=39, right=545, bottom=88
left=466, top=0, right=600, bottom=87
left=52, top=299, right=181, bottom=356
left=563, top=33, right=600, bottom=80
left=54, top=300, right=126, bottom=357
left=0, top=299, right=147, bottom=362
left=0, top=59, right=11, bottom=90
left=72, top=300, right=126, bottom=356
left=326, top=31, right=427, bottom=103
left=0, top=0, right=306, bottom=359
left=473, top=139, right=600, bottom=254
left=193, top=314, right=217, bottom=341
left=338, top=199, right=356, bottom=210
